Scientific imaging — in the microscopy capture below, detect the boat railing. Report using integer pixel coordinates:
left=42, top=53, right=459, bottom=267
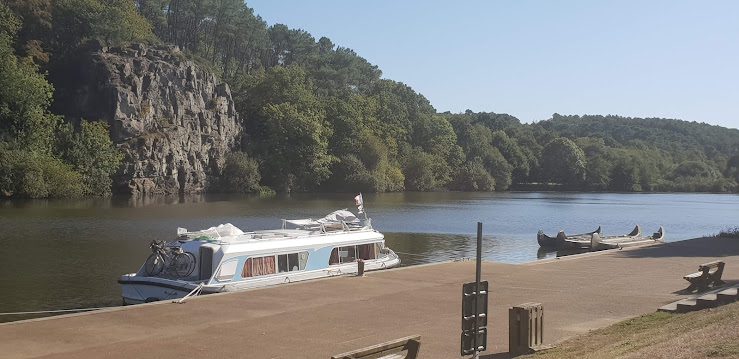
left=280, top=218, right=370, bottom=234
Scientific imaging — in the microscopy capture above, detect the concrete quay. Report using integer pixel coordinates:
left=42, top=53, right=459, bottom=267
left=1, top=236, right=737, bottom=358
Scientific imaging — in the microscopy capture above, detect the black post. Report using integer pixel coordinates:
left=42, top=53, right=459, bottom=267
left=474, top=222, right=482, bottom=358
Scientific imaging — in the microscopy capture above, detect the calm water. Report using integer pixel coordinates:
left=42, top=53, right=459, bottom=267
left=1, top=192, right=737, bottom=321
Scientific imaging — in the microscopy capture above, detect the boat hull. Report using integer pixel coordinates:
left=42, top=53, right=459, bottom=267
left=120, top=251, right=401, bottom=304
left=118, top=276, right=215, bottom=305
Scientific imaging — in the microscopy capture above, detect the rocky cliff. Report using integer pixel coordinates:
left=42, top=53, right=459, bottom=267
left=57, top=44, right=240, bottom=195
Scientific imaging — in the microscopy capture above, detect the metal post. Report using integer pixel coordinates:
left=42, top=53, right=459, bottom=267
left=474, top=222, right=482, bottom=359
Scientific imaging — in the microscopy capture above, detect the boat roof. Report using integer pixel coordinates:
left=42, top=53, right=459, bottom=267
left=175, top=210, right=377, bottom=246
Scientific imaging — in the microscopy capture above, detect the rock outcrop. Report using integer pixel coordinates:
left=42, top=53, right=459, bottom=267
left=58, top=43, right=240, bottom=195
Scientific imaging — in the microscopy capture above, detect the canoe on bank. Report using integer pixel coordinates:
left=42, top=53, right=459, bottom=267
left=537, top=226, right=601, bottom=248
left=559, top=225, right=642, bottom=250
left=592, top=226, right=665, bottom=250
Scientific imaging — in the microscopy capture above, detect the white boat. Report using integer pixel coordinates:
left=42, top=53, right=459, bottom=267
left=118, top=207, right=400, bottom=304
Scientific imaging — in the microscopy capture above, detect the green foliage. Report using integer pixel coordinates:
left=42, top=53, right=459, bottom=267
left=0, top=5, right=58, bottom=152
left=726, top=155, right=739, bottom=182
left=217, top=152, right=262, bottom=193
left=52, top=0, right=154, bottom=54
left=55, top=120, right=122, bottom=196
left=452, top=159, right=495, bottom=191
left=0, top=147, right=84, bottom=198
left=491, top=130, right=529, bottom=182
left=672, top=161, right=719, bottom=179
left=400, top=146, right=451, bottom=192
left=485, top=148, right=513, bottom=191
left=3, top=0, right=53, bottom=64
left=541, top=137, right=587, bottom=186
left=241, top=66, right=334, bottom=192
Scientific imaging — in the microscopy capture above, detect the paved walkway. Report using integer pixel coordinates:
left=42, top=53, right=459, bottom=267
left=1, top=237, right=737, bottom=359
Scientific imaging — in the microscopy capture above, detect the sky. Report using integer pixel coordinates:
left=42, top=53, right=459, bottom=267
left=248, top=0, right=739, bottom=129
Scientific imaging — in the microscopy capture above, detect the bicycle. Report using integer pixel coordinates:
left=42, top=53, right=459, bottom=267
left=144, top=240, right=196, bottom=278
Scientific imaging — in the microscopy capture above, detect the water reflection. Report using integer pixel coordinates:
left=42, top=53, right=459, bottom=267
left=535, top=247, right=590, bottom=259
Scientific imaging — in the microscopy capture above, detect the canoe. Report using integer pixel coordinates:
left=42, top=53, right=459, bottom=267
left=537, top=226, right=601, bottom=248
left=592, top=226, right=665, bottom=250
left=559, top=225, right=641, bottom=249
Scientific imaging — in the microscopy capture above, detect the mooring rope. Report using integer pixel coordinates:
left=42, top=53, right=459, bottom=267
left=174, top=283, right=204, bottom=304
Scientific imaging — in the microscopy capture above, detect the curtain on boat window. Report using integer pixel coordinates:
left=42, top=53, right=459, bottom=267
left=243, top=258, right=252, bottom=278
left=243, top=256, right=277, bottom=277
left=329, top=248, right=339, bottom=265
left=357, top=244, right=376, bottom=260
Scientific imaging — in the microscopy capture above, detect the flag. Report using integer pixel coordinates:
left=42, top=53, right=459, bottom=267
left=354, top=193, right=364, bottom=214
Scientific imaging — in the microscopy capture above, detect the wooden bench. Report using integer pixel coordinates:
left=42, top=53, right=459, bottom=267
left=684, top=261, right=726, bottom=292
left=331, top=335, right=421, bottom=359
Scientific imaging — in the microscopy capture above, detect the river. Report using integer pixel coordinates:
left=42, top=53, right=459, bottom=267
left=0, top=192, right=737, bottom=321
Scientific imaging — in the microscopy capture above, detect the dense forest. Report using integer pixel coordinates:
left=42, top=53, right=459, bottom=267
left=1, top=0, right=738, bottom=198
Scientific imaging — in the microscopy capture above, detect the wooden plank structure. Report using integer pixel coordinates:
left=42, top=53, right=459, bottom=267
left=683, top=260, right=726, bottom=292
left=331, top=335, right=421, bottom=359
left=509, top=303, right=544, bottom=357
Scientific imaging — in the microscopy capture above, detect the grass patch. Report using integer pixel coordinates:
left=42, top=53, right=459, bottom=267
left=705, top=342, right=739, bottom=357
left=526, top=301, right=739, bottom=359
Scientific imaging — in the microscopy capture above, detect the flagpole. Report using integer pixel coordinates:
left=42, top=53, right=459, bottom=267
left=362, top=193, right=368, bottom=221
left=355, top=193, right=369, bottom=223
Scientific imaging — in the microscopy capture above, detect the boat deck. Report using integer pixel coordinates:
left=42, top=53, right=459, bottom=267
left=2, top=236, right=738, bottom=359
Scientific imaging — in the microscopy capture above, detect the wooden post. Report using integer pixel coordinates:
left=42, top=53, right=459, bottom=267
left=357, top=259, right=365, bottom=277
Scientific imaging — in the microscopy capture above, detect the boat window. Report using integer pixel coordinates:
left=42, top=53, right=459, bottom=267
left=339, top=246, right=356, bottom=263
left=278, top=252, right=308, bottom=273
left=243, top=256, right=276, bottom=278
left=215, top=260, right=238, bottom=282
left=278, top=254, right=289, bottom=273
left=331, top=245, right=374, bottom=265
left=357, top=243, right=377, bottom=260
left=329, top=248, right=340, bottom=265
left=298, top=252, right=308, bottom=269
left=288, top=253, right=299, bottom=271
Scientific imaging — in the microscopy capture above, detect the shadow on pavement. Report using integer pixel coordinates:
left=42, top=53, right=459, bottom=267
left=615, top=237, right=739, bottom=259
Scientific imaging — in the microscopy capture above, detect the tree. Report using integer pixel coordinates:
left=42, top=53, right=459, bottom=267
left=452, top=158, right=495, bottom=191
left=541, top=137, right=587, bottom=186
left=0, top=3, right=58, bottom=153
left=575, top=137, right=612, bottom=190
left=243, top=66, right=334, bottom=192
left=4, top=0, right=53, bottom=65
left=0, top=146, right=83, bottom=198
left=403, top=148, right=438, bottom=191
left=217, top=152, right=261, bottom=193
left=55, top=120, right=122, bottom=196
left=491, top=130, right=529, bottom=183
left=726, top=155, right=739, bottom=182
left=51, top=0, right=154, bottom=56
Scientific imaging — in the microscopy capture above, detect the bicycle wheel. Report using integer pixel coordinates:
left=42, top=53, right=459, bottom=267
left=172, top=252, right=196, bottom=277
left=144, top=253, right=165, bottom=276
